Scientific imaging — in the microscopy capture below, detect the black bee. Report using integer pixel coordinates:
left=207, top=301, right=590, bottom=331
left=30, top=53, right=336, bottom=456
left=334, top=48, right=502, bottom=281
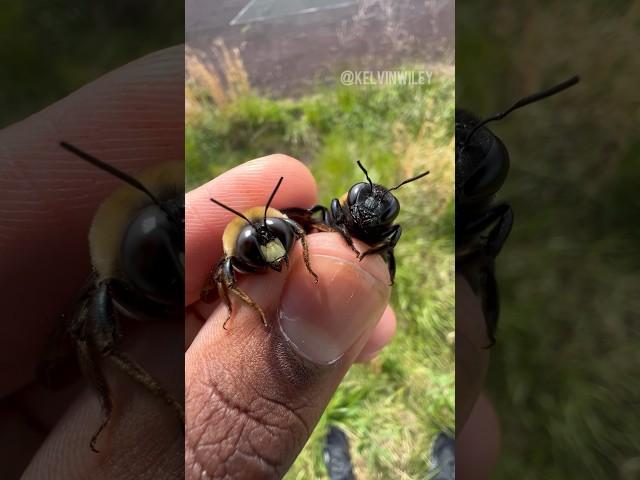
left=456, top=75, right=580, bottom=346
left=200, top=177, right=318, bottom=329
left=40, top=142, right=185, bottom=452
left=284, top=161, right=429, bottom=284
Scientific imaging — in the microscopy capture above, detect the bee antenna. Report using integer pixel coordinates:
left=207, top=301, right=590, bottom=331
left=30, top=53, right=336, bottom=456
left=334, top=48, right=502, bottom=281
left=59, top=141, right=174, bottom=215
left=357, top=160, right=374, bottom=189
left=210, top=198, right=252, bottom=225
left=264, top=177, right=284, bottom=226
left=388, top=170, right=430, bottom=192
left=464, top=75, right=580, bottom=146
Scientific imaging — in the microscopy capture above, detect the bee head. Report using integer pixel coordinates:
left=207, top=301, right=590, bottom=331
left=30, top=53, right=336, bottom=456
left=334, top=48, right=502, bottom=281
left=59, top=142, right=184, bottom=310
left=456, top=76, right=580, bottom=204
left=347, top=160, right=429, bottom=230
left=212, top=177, right=294, bottom=271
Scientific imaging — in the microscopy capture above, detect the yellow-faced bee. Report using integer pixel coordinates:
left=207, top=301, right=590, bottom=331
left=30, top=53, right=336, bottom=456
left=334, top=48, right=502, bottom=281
left=284, top=162, right=429, bottom=284
left=200, top=177, right=318, bottom=329
left=41, top=142, right=184, bottom=452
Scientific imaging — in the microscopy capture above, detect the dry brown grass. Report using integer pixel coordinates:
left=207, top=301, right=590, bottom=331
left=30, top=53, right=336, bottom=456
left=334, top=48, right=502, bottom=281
left=392, top=115, right=454, bottom=217
left=185, top=39, right=251, bottom=119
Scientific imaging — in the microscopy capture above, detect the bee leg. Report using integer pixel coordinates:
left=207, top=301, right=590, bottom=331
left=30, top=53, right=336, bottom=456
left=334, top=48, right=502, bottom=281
left=359, top=225, right=402, bottom=260
left=330, top=198, right=361, bottom=257
left=485, top=206, right=513, bottom=258
left=460, top=203, right=513, bottom=258
left=92, top=281, right=122, bottom=351
left=362, top=246, right=397, bottom=286
left=201, top=258, right=225, bottom=303
left=227, top=285, right=268, bottom=327
left=69, top=282, right=117, bottom=452
left=219, top=257, right=268, bottom=328
left=357, top=226, right=402, bottom=285
left=216, top=282, right=233, bottom=330
left=108, top=350, right=185, bottom=423
left=283, top=218, right=319, bottom=283
left=385, top=249, right=397, bottom=285
left=69, top=291, right=113, bottom=453
left=76, top=338, right=114, bottom=453
left=95, top=281, right=185, bottom=426
left=211, top=258, right=236, bottom=330
left=479, top=266, right=499, bottom=348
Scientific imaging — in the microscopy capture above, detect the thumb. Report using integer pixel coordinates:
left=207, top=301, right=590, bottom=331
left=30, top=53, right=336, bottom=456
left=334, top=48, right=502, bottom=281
left=185, top=232, right=390, bottom=479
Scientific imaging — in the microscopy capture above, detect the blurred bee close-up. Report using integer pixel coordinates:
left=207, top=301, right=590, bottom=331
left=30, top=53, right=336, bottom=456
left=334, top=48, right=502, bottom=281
left=455, top=76, right=579, bottom=346
left=39, top=142, right=185, bottom=453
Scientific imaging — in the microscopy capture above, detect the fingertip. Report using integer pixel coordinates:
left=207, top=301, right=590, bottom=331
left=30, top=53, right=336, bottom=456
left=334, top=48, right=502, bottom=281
left=278, top=232, right=391, bottom=365
left=356, top=305, right=397, bottom=362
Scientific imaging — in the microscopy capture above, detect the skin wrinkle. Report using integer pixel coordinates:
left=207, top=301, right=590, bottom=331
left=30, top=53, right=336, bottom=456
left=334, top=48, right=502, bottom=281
left=235, top=447, right=279, bottom=477
left=186, top=197, right=209, bottom=238
left=186, top=398, right=272, bottom=479
left=245, top=383, right=312, bottom=437
left=188, top=364, right=309, bottom=477
left=186, top=324, right=324, bottom=480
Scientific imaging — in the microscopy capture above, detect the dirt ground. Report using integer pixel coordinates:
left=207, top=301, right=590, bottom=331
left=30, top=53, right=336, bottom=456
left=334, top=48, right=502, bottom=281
left=186, top=0, right=454, bottom=96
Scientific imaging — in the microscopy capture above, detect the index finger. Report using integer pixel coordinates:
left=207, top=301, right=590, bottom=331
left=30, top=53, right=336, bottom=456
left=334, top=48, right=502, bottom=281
left=185, top=154, right=317, bottom=305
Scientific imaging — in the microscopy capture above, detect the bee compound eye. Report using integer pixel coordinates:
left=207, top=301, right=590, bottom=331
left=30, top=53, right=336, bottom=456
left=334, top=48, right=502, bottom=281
left=265, top=218, right=294, bottom=251
left=235, top=224, right=266, bottom=267
left=379, top=195, right=400, bottom=223
left=120, top=204, right=183, bottom=305
left=462, top=136, right=510, bottom=199
left=347, top=182, right=371, bottom=206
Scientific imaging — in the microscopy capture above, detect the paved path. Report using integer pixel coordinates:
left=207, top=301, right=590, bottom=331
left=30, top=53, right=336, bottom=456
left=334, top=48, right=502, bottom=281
left=186, top=0, right=453, bottom=96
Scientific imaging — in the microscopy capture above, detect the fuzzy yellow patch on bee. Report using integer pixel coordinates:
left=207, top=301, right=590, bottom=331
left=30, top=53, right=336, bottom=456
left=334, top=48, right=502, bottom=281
left=260, top=238, right=286, bottom=262
left=89, top=162, right=183, bottom=279
left=222, top=207, right=285, bottom=256
left=339, top=191, right=348, bottom=204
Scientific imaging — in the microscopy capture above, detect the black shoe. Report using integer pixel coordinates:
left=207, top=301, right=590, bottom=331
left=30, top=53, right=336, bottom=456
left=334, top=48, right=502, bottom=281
left=428, top=432, right=455, bottom=480
left=323, top=425, right=356, bottom=480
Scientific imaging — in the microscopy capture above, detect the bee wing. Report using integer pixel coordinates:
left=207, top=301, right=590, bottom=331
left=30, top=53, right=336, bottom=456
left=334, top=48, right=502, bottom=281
left=37, top=273, right=97, bottom=389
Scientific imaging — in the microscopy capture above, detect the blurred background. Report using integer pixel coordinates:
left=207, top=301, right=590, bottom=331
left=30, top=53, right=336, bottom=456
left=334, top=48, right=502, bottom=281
left=0, top=2, right=183, bottom=477
left=0, top=1, right=183, bottom=128
left=185, top=0, right=454, bottom=477
left=457, top=1, right=640, bottom=478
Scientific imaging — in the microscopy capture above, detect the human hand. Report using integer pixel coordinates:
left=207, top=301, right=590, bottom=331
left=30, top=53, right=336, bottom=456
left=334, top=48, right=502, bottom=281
left=0, top=46, right=184, bottom=479
left=184, top=155, right=397, bottom=479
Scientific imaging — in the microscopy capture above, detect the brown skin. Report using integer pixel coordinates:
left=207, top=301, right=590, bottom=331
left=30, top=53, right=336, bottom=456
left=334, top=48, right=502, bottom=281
left=185, top=156, right=397, bottom=479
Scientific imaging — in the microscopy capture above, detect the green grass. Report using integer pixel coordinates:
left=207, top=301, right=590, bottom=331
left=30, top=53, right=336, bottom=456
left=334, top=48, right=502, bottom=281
left=186, top=68, right=454, bottom=479
left=458, top=1, right=640, bottom=478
